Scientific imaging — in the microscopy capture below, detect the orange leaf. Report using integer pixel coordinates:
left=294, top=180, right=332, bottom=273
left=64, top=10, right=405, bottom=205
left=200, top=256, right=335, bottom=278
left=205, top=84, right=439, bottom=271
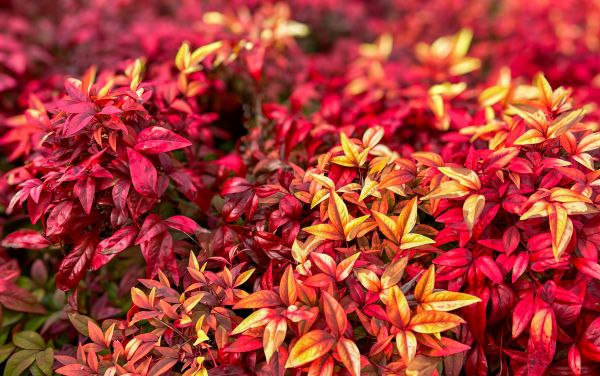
left=378, top=169, right=414, bottom=190
left=344, top=215, right=371, bottom=241
left=397, top=197, right=419, bottom=237
left=279, top=265, right=297, bottom=306
left=336, top=252, right=361, bottom=281
left=322, top=291, right=347, bottom=339
left=263, top=317, right=287, bottom=362
left=362, top=126, right=384, bottom=148
left=231, top=308, right=279, bottom=335
left=371, top=210, right=399, bottom=244
left=232, top=290, right=282, bottom=309
left=380, top=257, right=408, bottom=290
left=308, top=354, right=334, bottom=376
left=285, top=330, right=335, bottom=368
left=414, top=266, right=435, bottom=302
left=336, top=339, right=362, bottom=376
left=387, top=286, right=411, bottom=329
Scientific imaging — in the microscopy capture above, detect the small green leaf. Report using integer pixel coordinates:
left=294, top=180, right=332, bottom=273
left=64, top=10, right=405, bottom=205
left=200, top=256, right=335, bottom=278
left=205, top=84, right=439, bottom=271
left=67, top=312, right=97, bottom=337
left=35, top=348, right=54, bottom=376
left=29, top=362, right=45, bottom=376
left=12, top=332, right=45, bottom=350
left=3, top=350, right=38, bottom=376
left=0, top=343, right=16, bottom=363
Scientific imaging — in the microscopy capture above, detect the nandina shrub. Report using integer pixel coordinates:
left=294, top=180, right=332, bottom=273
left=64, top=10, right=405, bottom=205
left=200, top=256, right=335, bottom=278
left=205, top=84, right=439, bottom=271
left=2, top=1, right=600, bottom=376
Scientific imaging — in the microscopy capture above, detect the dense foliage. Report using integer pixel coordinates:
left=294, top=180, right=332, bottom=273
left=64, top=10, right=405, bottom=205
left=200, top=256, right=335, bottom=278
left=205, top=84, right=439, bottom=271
left=1, top=0, right=600, bottom=375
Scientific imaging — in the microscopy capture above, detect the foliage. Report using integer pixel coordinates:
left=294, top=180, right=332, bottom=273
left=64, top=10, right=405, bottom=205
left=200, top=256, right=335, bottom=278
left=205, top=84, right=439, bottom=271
left=1, top=0, right=600, bottom=376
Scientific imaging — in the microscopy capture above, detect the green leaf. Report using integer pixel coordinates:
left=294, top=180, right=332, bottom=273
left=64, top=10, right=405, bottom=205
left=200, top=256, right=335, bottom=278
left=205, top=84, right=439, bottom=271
left=67, top=312, right=97, bottom=337
left=0, top=343, right=16, bottom=363
left=35, top=348, right=54, bottom=376
left=12, top=332, right=45, bottom=350
left=24, top=315, right=49, bottom=332
left=3, top=350, right=38, bottom=376
left=29, top=362, right=45, bottom=376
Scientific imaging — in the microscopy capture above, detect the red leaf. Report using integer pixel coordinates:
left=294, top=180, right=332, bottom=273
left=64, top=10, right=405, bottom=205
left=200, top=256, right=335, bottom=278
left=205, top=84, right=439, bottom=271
left=56, top=229, right=99, bottom=290
left=127, top=147, right=158, bottom=197
left=1, top=229, right=51, bottom=249
left=0, top=280, right=46, bottom=314
left=465, top=345, right=487, bottom=376
left=90, top=226, right=137, bottom=270
left=475, top=256, right=504, bottom=284
left=527, top=307, right=556, bottom=376
left=164, top=215, right=200, bottom=234
left=512, top=294, right=535, bottom=338
left=573, top=258, right=600, bottom=280
left=135, top=126, right=192, bottom=154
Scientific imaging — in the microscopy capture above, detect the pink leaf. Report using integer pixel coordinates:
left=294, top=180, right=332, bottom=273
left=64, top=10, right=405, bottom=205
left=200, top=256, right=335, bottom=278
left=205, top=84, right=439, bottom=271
left=1, top=229, right=51, bottom=249
left=134, top=126, right=192, bottom=154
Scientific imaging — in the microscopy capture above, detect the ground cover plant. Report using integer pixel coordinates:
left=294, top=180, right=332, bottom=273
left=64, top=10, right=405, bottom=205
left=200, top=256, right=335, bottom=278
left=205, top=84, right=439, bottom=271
left=1, top=0, right=600, bottom=375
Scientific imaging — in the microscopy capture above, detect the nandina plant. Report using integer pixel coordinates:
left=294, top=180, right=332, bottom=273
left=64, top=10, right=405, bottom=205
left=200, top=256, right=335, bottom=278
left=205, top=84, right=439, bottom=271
left=3, top=1, right=600, bottom=375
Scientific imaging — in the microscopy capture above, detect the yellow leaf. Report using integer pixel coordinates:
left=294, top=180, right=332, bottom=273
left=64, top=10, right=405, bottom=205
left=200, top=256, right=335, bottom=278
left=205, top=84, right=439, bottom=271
left=310, top=174, right=336, bottom=190
left=400, top=233, right=435, bottom=250
left=330, top=155, right=355, bottom=167
left=303, top=224, right=343, bottom=240
left=362, top=126, right=385, bottom=149
left=520, top=201, right=550, bottom=220
left=231, top=308, right=279, bottom=335
left=463, top=194, right=485, bottom=235
left=176, top=42, right=191, bottom=71
left=285, top=330, right=335, bottom=368
left=340, top=132, right=360, bottom=165
left=533, top=72, right=553, bottom=109
left=549, top=188, right=592, bottom=204
left=437, top=167, right=480, bottom=190
left=190, top=41, right=223, bottom=65
left=371, top=210, right=400, bottom=244
left=514, top=129, right=546, bottom=145
left=577, top=132, right=600, bottom=153
left=359, top=180, right=379, bottom=202
left=355, top=269, right=381, bottom=292
left=344, top=215, right=371, bottom=241
left=328, top=190, right=350, bottom=235
left=279, top=265, right=297, bottom=306
left=408, top=311, right=465, bottom=333
left=397, top=197, right=419, bottom=237
left=311, top=189, right=330, bottom=209
left=422, top=291, right=481, bottom=311
left=396, top=330, right=417, bottom=366
left=423, top=180, right=472, bottom=200
left=548, top=203, right=573, bottom=261
left=263, top=317, right=287, bottom=362
left=406, top=355, right=441, bottom=376
left=548, top=109, right=585, bottom=138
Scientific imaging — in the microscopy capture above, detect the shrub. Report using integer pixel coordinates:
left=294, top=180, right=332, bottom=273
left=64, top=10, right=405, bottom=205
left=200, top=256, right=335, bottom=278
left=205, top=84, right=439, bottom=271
left=2, top=1, right=600, bottom=376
